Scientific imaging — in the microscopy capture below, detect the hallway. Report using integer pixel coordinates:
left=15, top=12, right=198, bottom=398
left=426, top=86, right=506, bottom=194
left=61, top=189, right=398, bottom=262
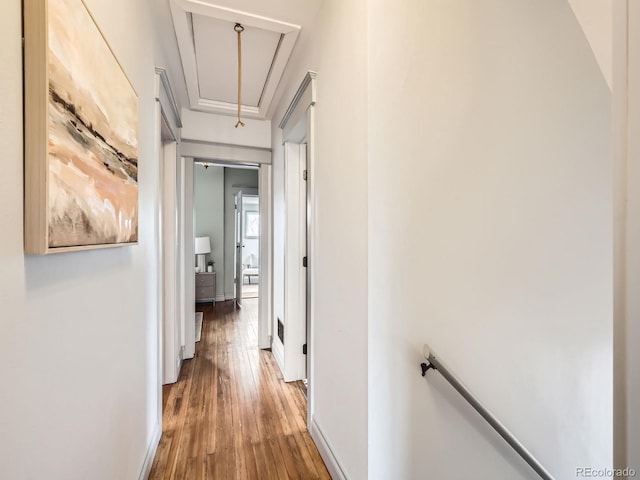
left=149, top=299, right=329, bottom=480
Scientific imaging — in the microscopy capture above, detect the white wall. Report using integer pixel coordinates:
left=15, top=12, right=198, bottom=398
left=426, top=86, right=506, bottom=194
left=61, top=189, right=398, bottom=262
left=181, top=109, right=271, bottom=149
left=194, top=165, right=225, bottom=299
left=270, top=0, right=369, bottom=477
left=223, top=168, right=259, bottom=298
left=0, top=0, right=162, bottom=478
left=367, top=1, right=612, bottom=479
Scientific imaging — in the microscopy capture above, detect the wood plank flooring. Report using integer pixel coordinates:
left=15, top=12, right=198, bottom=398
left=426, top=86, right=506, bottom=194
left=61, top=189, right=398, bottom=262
left=149, top=299, right=330, bottom=480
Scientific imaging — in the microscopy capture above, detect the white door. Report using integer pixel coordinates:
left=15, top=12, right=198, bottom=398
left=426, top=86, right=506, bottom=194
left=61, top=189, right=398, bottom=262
left=303, top=143, right=310, bottom=380
left=281, top=142, right=308, bottom=382
left=235, top=190, right=244, bottom=307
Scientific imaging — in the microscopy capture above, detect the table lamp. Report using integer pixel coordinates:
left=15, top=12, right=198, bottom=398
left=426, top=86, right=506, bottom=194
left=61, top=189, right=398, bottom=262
left=195, top=236, right=211, bottom=273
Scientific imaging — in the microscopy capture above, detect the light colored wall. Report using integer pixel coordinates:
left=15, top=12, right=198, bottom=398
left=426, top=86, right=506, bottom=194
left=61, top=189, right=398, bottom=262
left=223, top=168, right=259, bottom=298
left=0, top=0, right=162, bottom=478
left=367, top=1, right=612, bottom=479
left=181, top=109, right=272, bottom=149
left=194, top=165, right=225, bottom=298
left=270, top=0, right=369, bottom=477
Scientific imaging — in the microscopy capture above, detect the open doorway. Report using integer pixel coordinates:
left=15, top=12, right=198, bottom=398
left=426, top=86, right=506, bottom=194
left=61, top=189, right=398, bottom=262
left=239, top=194, right=260, bottom=300
left=193, top=163, right=260, bottom=308
left=181, top=143, right=272, bottom=351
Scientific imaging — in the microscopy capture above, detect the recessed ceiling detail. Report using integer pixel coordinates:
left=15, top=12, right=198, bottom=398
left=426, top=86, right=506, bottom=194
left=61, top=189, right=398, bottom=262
left=170, top=0, right=301, bottom=119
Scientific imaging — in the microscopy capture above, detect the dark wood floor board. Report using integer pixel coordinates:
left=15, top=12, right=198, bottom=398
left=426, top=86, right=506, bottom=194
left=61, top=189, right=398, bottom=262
left=149, top=299, right=330, bottom=479
left=155, top=353, right=196, bottom=480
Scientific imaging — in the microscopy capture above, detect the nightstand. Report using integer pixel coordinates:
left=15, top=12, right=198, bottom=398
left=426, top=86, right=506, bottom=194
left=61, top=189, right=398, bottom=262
left=195, top=271, right=215, bottom=304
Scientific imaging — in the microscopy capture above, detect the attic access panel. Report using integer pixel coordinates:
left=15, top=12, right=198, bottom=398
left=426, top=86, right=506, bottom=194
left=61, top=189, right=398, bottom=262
left=193, top=14, right=282, bottom=107
left=170, top=0, right=301, bottom=119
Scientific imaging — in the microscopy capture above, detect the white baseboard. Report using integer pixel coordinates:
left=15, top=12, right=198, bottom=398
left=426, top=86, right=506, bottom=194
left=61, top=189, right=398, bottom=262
left=225, top=292, right=235, bottom=300
left=272, top=338, right=285, bottom=375
left=259, top=334, right=271, bottom=350
left=138, top=422, right=161, bottom=480
left=309, top=418, right=348, bottom=480
left=215, top=294, right=226, bottom=302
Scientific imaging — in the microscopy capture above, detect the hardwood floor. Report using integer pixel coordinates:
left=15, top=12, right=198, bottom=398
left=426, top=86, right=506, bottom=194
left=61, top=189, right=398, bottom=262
left=149, top=299, right=330, bottom=480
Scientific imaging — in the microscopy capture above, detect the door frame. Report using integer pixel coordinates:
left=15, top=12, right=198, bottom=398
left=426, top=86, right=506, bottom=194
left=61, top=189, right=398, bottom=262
left=181, top=157, right=196, bottom=360
left=235, top=190, right=244, bottom=307
left=144, top=68, right=182, bottom=480
left=180, top=148, right=273, bottom=351
left=155, top=71, right=182, bottom=379
left=155, top=68, right=186, bottom=383
left=279, top=71, right=317, bottom=426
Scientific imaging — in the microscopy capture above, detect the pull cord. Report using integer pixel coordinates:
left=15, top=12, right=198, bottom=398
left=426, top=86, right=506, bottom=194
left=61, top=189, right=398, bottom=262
left=234, top=23, right=245, bottom=128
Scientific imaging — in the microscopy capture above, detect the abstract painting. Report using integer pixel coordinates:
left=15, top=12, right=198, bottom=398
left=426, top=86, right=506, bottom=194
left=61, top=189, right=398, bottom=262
left=24, top=0, right=138, bottom=254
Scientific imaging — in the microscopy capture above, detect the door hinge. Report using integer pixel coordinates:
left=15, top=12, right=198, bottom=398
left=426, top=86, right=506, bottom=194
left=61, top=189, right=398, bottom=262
left=302, top=343, right=307, bottom=355
left=303, top=170, right=308, bottom=181
left=302, top=256, right=307, bottom=268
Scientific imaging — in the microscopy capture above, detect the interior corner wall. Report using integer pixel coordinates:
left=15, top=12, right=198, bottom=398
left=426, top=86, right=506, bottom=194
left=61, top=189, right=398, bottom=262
left=270, top=0, right=369, bottom=477
left=223, top=167, right=259, bottom=299
left=0, top=0, right=162, bottom=478
left=367, top=1, right=612, bottom=479
left=194, top=165, right=225, bottom=299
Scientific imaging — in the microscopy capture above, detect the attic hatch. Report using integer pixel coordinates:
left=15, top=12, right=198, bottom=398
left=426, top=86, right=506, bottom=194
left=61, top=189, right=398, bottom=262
left=170, top=0, right=301, bottom=119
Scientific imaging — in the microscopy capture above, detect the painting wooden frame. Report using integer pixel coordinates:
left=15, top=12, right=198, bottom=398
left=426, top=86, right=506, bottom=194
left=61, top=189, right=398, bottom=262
left=24, top=0, right=139, bottom=254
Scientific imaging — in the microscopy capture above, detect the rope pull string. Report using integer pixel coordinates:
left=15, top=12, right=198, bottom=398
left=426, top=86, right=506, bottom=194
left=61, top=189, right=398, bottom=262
left=234, top=23, right=245, bottom=128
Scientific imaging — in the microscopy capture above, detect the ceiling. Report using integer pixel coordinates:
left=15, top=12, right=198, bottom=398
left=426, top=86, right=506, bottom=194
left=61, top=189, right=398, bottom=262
left=165, top=0, right=323, bottom=120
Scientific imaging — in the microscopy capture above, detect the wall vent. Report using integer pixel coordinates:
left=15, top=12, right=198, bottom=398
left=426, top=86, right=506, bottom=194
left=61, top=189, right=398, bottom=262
left=277, top=318, right=284, bottom=343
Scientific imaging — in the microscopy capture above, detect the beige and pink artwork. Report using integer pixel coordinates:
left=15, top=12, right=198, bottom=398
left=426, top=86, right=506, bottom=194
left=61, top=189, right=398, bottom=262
left=46, top=0, right=138, bottom=248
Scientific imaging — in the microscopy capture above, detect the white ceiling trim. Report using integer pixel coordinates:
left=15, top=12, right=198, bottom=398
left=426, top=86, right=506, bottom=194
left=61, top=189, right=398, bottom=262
left=154, top=67, right=183, bottom=128
left=279, top=71, right=317, bottom=129
left=170, top=0, right=301, bottom=119
left=181, top=140, right=272, bottom=164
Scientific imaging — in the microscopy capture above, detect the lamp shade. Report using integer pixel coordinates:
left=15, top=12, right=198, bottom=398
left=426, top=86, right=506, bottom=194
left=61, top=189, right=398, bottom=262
left=194, top=236, right=211, bottom=255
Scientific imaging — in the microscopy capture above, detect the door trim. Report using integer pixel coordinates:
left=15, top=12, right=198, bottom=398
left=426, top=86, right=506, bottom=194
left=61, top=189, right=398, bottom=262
left=184, top=143, right=273, bottom=350
left=279, top=70, right=317, bottom=426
